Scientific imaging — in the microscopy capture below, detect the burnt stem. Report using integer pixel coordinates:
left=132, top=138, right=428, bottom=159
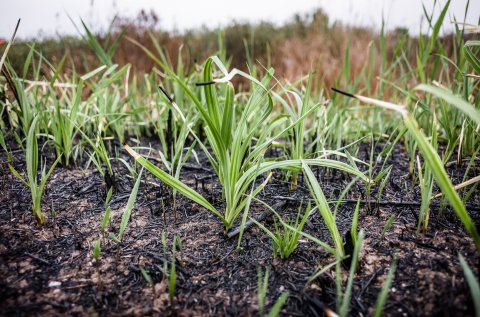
left=159, top=86, right=173, bottom=103
left=331, top=87, right=358, bottom=99
left=195, top=80, right=216, bottom=86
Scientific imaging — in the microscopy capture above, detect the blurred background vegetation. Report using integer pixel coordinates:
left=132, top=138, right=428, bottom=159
left=7, top=8, right=455, bottom=90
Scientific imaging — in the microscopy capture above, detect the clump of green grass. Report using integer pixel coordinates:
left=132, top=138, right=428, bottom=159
left=124, top=47, right=369, bottom=233
left=251, top=201, right=311, bottom=259
left=331, top=87, right=480, bottom=251
left=9, top=116, right=62, bottom=225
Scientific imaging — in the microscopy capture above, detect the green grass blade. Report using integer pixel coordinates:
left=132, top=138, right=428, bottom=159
left=258, top=268, right=269, bottom=316
left=415, top=84, right=480, bottom=125
left=26, top=116, right=39, bottom=186
left=81, top=65, right=107, bottom=81
left=373, top=259, right=397, bottom=317
left=250, top=217, right=280, bottom=247
left=0, top=129, right=6, bottom=152
left=464, top=41, right=480, bottom=73
left=49, top=53, right=67, bottom=87
left=39, top=155, right=62, bottom=194
left=339, top=230, right=364, bottom=317
left=81, top=19, right=112, bottom=66
left=139, top=267, right=153, bottom=286
left=101, top=207, right=111, bottom=233
left=252, top=197, right=336, bottom=254
left=464, top=47, right=480, bottom=73
left=430, top=0, right=450, bottom=48
left=220, top=82, right=235, bottom=147
left=106, top=29, right=126, bottom=59
left=105, top=187, right=113, bottom=207
left=307, top=258, right=343, bottom=285
left=22, top=43, right=35, bottom=78
left=124, top=144, right=222, bottom=220
left=169, top=239, right=177, bottom=301
left=381, top=214, right=396, bottom=238
left=268, top=292, right=289, bottom=317
left=351, top=198, right=360, bottom=245
left=302, top=161, right=345, bottom=256
left=92, top=238, right=101, bottom=259
left=117, top=168, right=143, bottom=241
left=459, top=254, right=480, bottom=317
left=8, top=164, right=30, bottom=188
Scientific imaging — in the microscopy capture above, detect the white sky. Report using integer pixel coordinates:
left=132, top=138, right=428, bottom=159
left=0, top=0, right=479, bottom=39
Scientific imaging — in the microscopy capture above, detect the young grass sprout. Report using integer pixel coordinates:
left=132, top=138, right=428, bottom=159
left=9, top=116, right=62, bottom=225
left=458, top=254, right=480, bottom=317
left=257, top=268, right=289, bottom=317
left=108, top=169, right=143, bottom=244
left=251, top=201, right=312, bottom=259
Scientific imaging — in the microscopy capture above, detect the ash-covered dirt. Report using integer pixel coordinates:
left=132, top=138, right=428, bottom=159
left=1, top=138, right=479, bottom=316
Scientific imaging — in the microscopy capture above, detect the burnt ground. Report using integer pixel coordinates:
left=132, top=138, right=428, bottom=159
left=0, top=138, right=479, bottom=317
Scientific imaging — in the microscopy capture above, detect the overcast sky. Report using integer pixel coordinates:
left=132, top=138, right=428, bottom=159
left=1, top=0, right=479, bottom=39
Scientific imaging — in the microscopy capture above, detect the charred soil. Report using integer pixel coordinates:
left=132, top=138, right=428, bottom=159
left=0, top=139, right=479, bottom=316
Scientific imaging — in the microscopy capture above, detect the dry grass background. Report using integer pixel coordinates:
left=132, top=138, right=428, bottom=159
left=6, top=9, right=456, bottom=91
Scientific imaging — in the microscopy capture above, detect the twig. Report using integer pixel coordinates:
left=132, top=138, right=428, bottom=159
left=126, top=174, right=161, bottom=187
left=24, top=252, right=50, bottom=265
left=431, top=175, right=480, bottom=199
left=182, top=163, right=213, bottom=173
left=142, top=155, right=213, bottom=173
left=76, top=183, right=97, bottom=195
left=110, top=193, right=131, bottom=205
left=271, top=196, right=480, bottom=212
